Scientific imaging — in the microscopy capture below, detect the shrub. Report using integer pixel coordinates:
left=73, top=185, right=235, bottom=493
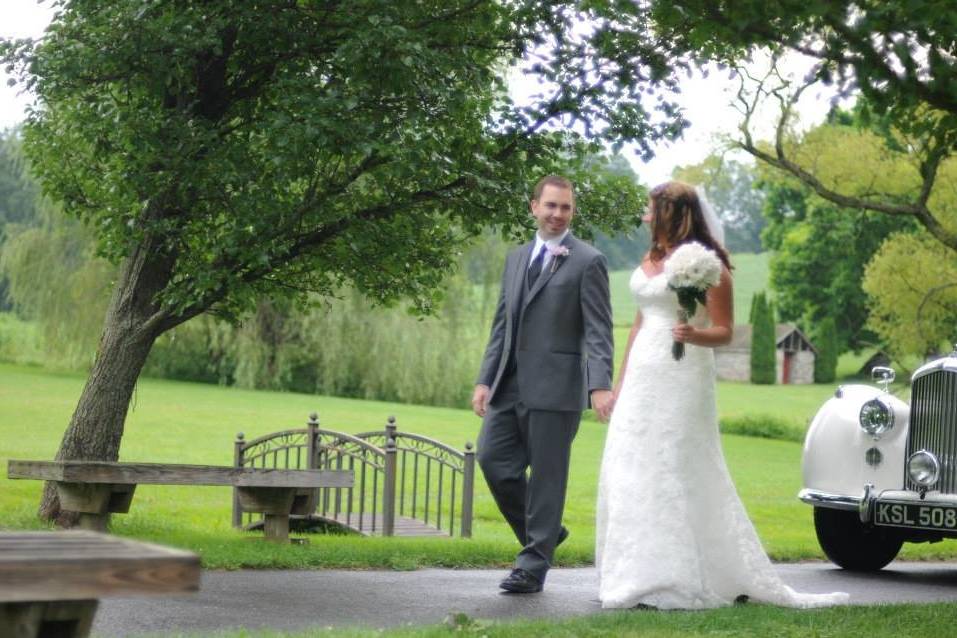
left=719, top=414, right=804, bottom=443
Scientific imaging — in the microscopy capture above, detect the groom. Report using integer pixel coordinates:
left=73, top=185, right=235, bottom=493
left=472, top=175, right=614, bottom=594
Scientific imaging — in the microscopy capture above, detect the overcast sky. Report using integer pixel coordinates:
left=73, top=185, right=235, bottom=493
left=0, top=2, right=832, bottom=187
left=1, top=2, right=54, bottom=127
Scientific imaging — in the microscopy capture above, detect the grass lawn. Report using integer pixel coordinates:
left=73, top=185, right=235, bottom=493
left=1, top=361, right=951, bottom=569
left=163, top=603, right=957, bottom=637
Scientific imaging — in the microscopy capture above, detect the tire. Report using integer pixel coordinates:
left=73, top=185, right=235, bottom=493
left=814, top=506, right=903, bottom=571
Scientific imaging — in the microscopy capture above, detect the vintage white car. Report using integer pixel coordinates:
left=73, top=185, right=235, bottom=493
left=799, top=350, right=957, bottom=571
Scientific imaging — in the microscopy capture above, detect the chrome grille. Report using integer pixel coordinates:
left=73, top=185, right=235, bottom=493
left=905, top=369, right=957, bottom=492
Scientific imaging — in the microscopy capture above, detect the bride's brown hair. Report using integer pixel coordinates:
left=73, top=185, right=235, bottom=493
left=647, top=181, right=732, bottom=270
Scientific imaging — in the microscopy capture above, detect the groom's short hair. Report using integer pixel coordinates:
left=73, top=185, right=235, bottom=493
left=532, top=175, right=575, bottom=202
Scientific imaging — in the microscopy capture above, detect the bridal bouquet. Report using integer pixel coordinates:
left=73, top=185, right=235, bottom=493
left=663, top=242, right=723, bottom=361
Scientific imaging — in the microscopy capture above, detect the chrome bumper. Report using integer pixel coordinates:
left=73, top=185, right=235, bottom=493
left=802, top=484, right=885, bottom=523
left=798, top=488, right=862, bottom=511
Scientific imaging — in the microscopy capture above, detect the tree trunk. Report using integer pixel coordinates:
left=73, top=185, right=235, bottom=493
left=39, top=236, right=176, bottom=525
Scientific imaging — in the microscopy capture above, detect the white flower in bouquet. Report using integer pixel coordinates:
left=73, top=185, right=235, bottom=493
left=663, top=242, right=723, bottom=360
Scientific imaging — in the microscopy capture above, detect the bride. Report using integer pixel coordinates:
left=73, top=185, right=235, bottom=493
left=595, top=181, right=848, bottom=610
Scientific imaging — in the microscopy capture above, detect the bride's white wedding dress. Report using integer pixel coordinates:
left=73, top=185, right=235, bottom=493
left=595, top=267, right=848, bottom=610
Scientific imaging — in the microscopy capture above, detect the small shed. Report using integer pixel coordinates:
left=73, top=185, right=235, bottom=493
left=715, top=324, right=817, bottom=384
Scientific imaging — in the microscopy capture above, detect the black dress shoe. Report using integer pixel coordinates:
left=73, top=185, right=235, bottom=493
left=499, top=568, right=543, bottom=593
left=556, top=526, right=569, bottom=547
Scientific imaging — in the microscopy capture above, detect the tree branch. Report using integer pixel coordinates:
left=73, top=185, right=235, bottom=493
left=160, top=172, right=474, bottom=330
left=734, top=66, right=957, bottom=252
left=697, top=4, right=957, bottom=115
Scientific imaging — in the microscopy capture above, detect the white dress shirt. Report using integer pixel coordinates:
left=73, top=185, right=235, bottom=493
left=530, top=230, right=569, bottom=271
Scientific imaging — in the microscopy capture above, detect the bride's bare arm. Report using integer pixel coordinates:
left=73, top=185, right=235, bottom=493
left=672, top=266, right=733, bottom=348
left=613, top=309, right=642, bottom=400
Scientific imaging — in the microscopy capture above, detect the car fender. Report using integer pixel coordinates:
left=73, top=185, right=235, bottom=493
left=802, top=384, right=910, bottom=499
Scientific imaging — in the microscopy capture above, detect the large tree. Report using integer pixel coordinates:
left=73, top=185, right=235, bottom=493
left=863, top=232, right=957, bottom=360
left=753, top=109, right=921, bottom=352
left=588, top=154, right=650, bottom=270
left=2, top=1, right=690, bottom=522
left=650, top=1, right=957, bottom=255
left=673, top=154, right=765, bottom=253
left=0, top=130, right=40, bottom=230
left=0, top=129, right=42, bottom=310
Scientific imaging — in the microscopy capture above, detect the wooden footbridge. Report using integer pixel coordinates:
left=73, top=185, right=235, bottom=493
left=232, top=414, right=475, bottom=538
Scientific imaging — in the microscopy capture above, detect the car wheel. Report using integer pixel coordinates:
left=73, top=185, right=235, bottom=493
left=814, top=506, right=903, bottom=571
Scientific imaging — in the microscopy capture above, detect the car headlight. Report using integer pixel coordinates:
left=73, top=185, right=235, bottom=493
left=908, top=450, right=940, bottom=487
left=859, top=398, right=894, bottom=438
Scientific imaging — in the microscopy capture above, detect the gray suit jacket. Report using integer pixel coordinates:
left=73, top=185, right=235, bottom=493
left=476, top=233, right=614, bottom=412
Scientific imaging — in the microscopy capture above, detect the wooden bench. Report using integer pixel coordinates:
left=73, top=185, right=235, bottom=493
left=7, top=460, right=353, bottom=543
left=0, top=530, right=199, bottom=638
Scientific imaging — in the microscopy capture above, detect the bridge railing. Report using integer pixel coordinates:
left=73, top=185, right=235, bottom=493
left=232, top=413, right=474, bottom=537
left=233, top=424, right=387, bottom=535
left=357, top=417, right=476, bottom=537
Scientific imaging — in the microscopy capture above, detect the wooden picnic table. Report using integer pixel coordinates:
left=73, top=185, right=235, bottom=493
left=0, top=530, right=199, bottom=638
left=7, top=459, right=353, bottom=542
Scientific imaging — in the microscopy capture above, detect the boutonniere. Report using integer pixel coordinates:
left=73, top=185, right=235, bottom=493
left=547, top=244, right=570, bottom=272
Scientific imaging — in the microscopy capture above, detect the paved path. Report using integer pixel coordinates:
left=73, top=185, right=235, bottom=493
left=92, top=563, right=957, bottom=636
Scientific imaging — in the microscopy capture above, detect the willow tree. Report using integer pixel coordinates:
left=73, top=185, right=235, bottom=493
left=2, top=1, right=690, bottom=522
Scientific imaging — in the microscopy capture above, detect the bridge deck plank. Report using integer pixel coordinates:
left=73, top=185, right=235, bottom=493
left=322, top=513, right=450, bottom=536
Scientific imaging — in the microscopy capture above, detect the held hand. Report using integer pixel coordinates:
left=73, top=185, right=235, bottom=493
left=472, top=384, right=490, bottom=418
left=672, top=323, right=696, bottom=344
left=591, top=389, right=614, bottom=423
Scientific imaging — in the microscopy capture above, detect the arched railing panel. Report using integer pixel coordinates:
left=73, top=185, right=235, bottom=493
left=232, top=414, right=474, bottom=537
left=355, top=417, right=474, bottom=538
left=234, top=423, right=387, bottom=535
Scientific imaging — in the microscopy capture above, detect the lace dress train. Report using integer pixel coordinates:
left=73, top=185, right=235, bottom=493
left=595, top=268, right=848, bottom=610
